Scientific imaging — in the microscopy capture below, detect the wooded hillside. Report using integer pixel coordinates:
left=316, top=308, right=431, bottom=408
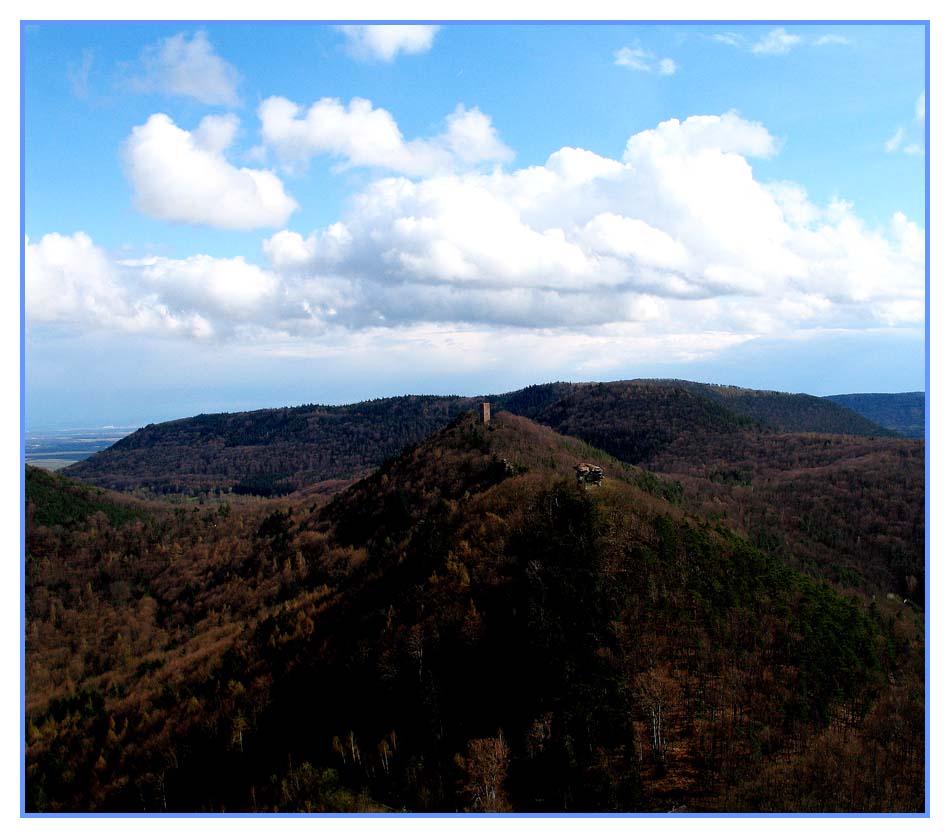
left=63, top=379, right=895, bottom=497
left=26, top=414, right=924, bottom=812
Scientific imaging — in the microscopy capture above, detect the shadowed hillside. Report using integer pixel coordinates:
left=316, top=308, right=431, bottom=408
left=523, top=380, right=754, bottom=465
left=825, top=392, right=925, bottom=438
left=26, top=413, right=923, bottom=813
left=665, top=381, right=902, bottom=436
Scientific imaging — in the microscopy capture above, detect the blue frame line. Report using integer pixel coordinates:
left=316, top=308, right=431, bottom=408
left=20, top=18, right=930, bottom=26
left=923, top=16, right=931, bottom=823
left=17, top=19, right=933, bottom=26
left=20, top=19, right=27, bottom=820
left=19, top=17, right=931, bottom=820
left=18, top=811, right=928, bottom=819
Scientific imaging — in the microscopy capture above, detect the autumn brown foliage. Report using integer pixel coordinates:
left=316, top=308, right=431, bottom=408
left=26, top=411, right=924, bottom=813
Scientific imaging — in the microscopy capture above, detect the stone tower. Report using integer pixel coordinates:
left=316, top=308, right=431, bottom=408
left=479, top=402, right=491, bottom=425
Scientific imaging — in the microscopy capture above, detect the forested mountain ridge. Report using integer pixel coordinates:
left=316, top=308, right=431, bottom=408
left=58, top=379, right=923, bottom=603
left=26, top=413, right=923, bottom=812
left=493, top=379, right=900, bottom=437
left=62, top=395, right=474, bottom=497
left=661, top=381, right=902, bottom=436
left=825, top=392, right=925, bottom=438
left=63, top=379, right=896, bottom=497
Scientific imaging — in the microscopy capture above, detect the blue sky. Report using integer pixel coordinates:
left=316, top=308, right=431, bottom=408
left=23, top=22, right=926, bottom=428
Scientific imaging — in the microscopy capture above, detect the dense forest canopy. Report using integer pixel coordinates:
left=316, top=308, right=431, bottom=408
left=26, top=407, right=924, bottom=813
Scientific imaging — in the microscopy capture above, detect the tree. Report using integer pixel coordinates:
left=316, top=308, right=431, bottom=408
left=455, top=730, right=511, bottom=812
left=634, top=666, right=681, bottom=770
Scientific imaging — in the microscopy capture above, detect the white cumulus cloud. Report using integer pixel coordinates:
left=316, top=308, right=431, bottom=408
left=26, top=232, right=123, bottom=325
left=622, top=111, right=777, bottom=159
left=127, top=31, right=241, bottom=106
left=443, top=105, right=515, bottom=164
left=26, top=232, right=214, bottom=338
left=338, top=25, right=440, bottom=61
left=27, top=234, right=296, bottom=340
left=259, top=96, right=512, bottom=175
left=126, top=254, right=281, bottom=319
left=123, top=113, right=298, bottom=229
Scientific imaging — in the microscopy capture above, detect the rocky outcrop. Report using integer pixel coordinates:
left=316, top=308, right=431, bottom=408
left=575, top=463, right=604, bottom=486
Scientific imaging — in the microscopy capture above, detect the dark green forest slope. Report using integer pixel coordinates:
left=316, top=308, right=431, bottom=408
left=666, top=381, right=901, bottom=436
left=26, top=415, right=923, bottom=813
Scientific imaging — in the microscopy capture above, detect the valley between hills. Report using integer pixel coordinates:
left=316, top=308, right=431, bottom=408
left=25, top=379, right=925, bottom=813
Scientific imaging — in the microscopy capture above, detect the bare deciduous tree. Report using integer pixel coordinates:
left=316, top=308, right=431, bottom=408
left=454, top=730, right=511, bottom=812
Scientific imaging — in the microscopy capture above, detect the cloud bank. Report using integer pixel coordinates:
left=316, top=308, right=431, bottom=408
left=31, top=112, right=923, bottom=369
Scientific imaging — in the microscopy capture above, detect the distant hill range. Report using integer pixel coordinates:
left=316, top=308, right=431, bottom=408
left=825, top=391, right=925, bottom=438
left=63, top=379, right=899, bottom=498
